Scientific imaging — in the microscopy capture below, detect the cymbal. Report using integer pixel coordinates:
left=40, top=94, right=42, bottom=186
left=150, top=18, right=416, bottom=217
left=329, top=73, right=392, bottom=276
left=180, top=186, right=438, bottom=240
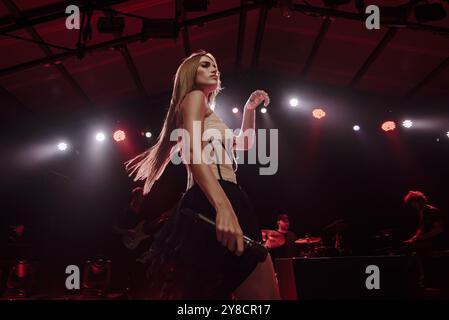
left=295, top=237, right=321, bottom=244
left=261, top=229, right=286, bottom=249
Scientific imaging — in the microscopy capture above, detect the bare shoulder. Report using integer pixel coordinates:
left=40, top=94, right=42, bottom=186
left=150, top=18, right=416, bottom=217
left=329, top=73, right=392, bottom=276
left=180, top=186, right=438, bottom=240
left=181, top=90, right=208, bottom=114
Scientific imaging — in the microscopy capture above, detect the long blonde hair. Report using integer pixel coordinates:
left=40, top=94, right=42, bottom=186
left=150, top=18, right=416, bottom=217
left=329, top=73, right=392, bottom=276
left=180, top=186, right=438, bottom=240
left=125, top=50, right=222, bottom=195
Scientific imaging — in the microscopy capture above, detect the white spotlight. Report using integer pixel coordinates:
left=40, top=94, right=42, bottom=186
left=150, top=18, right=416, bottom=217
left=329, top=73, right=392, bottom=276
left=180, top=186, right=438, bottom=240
left=289, top=98, right=299, bottom=107
left=353, top=125, right=360, bottom=131
left=57, top=142, right=68, bottom=151
left=402, top=120, right=413, bottom=128
left=95, top=132, right=106, bottom=142
left=261, top=107, right=267, bottom=114
left=232, top=107, right=239, bottom=114
left=145, top=131, right=152, bottom=138
left=446, top=131, right=449, bottom=139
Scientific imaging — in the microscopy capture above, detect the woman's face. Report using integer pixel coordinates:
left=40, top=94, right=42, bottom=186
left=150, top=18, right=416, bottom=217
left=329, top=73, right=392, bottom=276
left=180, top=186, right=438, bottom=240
left=195, top=55, right=219, bottom=92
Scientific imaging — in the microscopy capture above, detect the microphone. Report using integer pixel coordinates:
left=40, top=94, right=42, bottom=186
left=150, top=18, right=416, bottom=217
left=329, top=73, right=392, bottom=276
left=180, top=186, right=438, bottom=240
left=181, top=208, right=268, bottom=263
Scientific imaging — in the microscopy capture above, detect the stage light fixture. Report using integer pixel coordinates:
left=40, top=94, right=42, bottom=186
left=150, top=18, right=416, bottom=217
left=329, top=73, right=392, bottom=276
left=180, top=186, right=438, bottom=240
left=353, top=125, right=360, bottom=131
left=312, top=108, right=326, bottom=119
left=3, top=260, right=36, bottom=298
left=261, top=107, right=267, bottom=114
left=232, top=107, right=239, bottom=114
left=402, top=120, right=413, bottom=128
left=82, top=258, right=111, bottom=298
left=57, top=142, right=68, bottom=151
left=414, top=3, right=446, bottom=23
left=378, top=5, right=409, bottom=25
left=113, top=130, right=126, bottom=142
left=289, top=98, right=299, bottom=107
left=382, top=121, right=396, bottom=132
left=95, top=132, right=106, bottom=142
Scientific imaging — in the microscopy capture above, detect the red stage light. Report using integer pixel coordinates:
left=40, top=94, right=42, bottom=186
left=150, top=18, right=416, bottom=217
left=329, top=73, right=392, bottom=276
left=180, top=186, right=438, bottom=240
left=312, top=108, right=326, bottom=119
left=381, top=121, right=396, bottom=132
left=113, top=130, right=126, bottom=142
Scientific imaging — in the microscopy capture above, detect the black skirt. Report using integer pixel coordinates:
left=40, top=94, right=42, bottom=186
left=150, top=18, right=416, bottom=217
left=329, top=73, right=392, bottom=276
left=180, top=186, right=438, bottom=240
left=142, top=179, right=262, bottom=299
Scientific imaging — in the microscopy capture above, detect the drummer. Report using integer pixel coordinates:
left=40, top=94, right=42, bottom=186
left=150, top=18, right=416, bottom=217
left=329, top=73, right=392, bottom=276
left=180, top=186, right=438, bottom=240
left=270, top=214, right=297, bottom=259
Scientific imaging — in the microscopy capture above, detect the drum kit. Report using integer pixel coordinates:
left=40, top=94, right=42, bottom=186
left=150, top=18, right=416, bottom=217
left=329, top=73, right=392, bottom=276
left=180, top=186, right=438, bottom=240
left=261, top=229, right=324, bottom=257
left=261, top=219, right=350, bottom=257
left=261, top=229, right=286, bottom=249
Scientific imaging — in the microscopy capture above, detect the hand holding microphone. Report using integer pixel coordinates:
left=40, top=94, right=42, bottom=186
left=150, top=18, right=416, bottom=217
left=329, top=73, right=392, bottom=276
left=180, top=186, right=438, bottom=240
left=181, top=208, right=268, bottom=263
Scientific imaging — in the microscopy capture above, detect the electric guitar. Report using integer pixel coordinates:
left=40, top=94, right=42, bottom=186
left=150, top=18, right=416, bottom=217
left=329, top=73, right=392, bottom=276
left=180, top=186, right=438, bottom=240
left=113, top=220, right=150, bottom=250
left=113, top=209, right=172, bottom=250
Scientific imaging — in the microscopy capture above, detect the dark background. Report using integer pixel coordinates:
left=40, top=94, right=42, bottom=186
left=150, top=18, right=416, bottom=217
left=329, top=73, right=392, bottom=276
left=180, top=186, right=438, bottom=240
left=1, top=0, right=449, bottom=294
left=1, top=71, right=448, bottom=261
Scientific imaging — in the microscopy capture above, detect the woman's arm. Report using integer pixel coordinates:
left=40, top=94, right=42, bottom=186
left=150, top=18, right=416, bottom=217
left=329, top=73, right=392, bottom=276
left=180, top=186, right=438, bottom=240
left=235, top=90, right=270, bottom=150
left=181, top=90, right=244, bottom=256
left=235, top=106, right=256, bottom=151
